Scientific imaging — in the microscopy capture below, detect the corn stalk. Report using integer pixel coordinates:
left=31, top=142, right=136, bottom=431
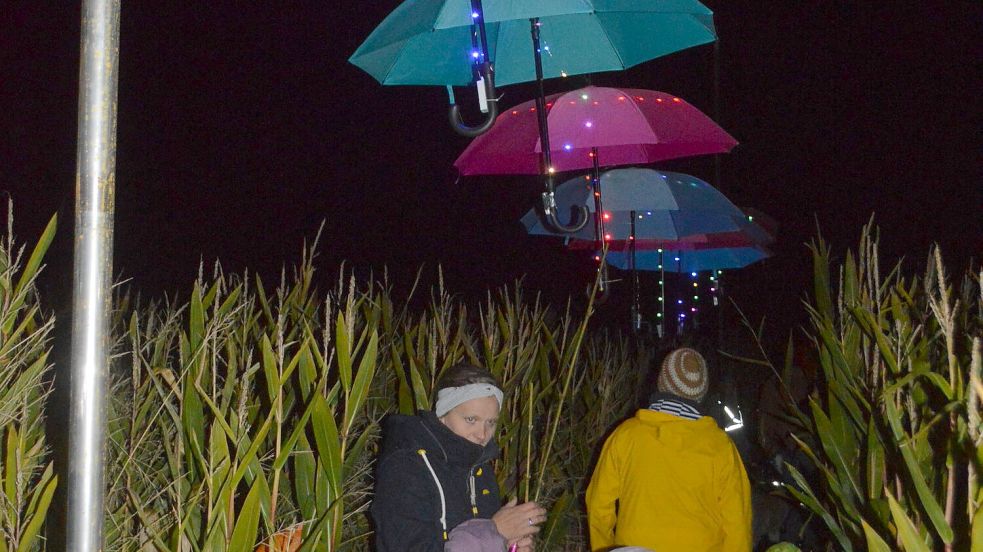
left=0, top=222, right=643, bottom=552
left=760, top=224, right=981, bottom=551
left=0, top=210, right=58, bottom=552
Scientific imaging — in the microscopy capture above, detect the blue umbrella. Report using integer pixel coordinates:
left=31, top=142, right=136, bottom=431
left=596, top=213, right=772, bottom=336
left=603, top=245, right=771, bottom=272
left=521, top=168, right=772, bottom=245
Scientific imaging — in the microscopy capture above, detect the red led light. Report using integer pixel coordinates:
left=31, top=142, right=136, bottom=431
left=655, top=98, right=664, bottom=103
left=673, top=97, right=682, bottom=103
left=602, top=212, right=611, bottom=220
left=511, top=110, right=518, bottom=115
left=604, top=234, right=612, bottom=241
left=617, top=96, right=626, bottom=101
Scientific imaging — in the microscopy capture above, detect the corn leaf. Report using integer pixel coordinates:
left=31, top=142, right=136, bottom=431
left=971, top=503, right=983, bottom=552
left=785, top=463, right=853, bottom=552
left=851, top=308, right=900, bottom=375
left=865, top=416, right=885, bottom=500
left=336, top=313, right=352, bottom=393
left=861, top=518, right=892, bottom=552
left=11, top=214, right=55, bottom=303
left=16, top=469, right=56, bottom=552
left=808, top=399, right=862, bottom=506
left=344, top=331, right=378, bottom=432
left=294, top=432, right=317, bottom=520
left=887, top=491, right=931, bottom=552
left=311, top=393, right=342, bottom=498
left=228, top=477, right=264, bottom=552
left=261, top=334, right=278, bottom=403
left=883, top=399, right=953, bottom=543
left=4, top=426, right=16, bottom=508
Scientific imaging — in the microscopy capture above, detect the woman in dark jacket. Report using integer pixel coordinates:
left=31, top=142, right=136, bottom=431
left=371, top=363, right=545, bottom=551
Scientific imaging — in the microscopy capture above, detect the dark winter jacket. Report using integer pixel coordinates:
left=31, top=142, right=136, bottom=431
left=371, top=410, right=503, bottom=552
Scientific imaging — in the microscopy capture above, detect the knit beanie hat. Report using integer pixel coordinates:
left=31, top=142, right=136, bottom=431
left=657, top=347, right=709, bottom=402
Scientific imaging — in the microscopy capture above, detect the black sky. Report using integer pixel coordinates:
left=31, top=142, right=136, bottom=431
left=2, top=2, right=981, bottom=335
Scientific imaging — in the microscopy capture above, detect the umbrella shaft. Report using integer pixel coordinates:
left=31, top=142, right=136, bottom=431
left=592, top=148, right=604, bottom=240
left=530, top=19, right=552, bottom=174
left=470, top=0, right=490, bottom=62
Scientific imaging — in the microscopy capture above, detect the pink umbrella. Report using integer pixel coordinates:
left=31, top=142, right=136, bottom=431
left=454, top=85, right=737, bottom=176
left=565, top=230, right=770, bottom=251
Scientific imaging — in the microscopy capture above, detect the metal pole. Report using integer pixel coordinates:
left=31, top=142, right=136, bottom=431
left=67, top=1, right=120, bottom=551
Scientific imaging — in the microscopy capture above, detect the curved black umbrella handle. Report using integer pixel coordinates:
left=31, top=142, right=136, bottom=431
left=541, top=191, right=589, bottom=233
left=449, top=62, right=498, bottom=137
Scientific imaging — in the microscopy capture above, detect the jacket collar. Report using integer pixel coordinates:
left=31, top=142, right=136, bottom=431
left=417, top=410, right=500, bottom=467
left=646, top=392, right=703, bottom=420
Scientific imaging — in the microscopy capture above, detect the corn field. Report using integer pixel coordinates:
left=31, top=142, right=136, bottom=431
left=0, top=209, right=58, bottom=552
left=96, top=253, right=640, bottom=551
left=3, top=211, right=981, bottom=551
left=742, top=224, right=982, bottom=551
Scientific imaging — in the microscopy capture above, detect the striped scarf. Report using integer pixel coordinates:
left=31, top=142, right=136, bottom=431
left=648, top=397, right=702, bottom=421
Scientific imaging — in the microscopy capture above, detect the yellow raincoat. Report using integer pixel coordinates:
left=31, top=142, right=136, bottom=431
left=586, top=408, right=752, bottom=552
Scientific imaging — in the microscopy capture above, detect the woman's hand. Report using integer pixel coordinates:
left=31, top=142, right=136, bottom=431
left=512, top=535, right=535, bottom=552
left=492, top=498, right=547, bottom=544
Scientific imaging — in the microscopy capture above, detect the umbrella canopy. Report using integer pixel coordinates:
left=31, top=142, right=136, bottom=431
left=566, top=230, right=770, bottom=251
left=521, top=168, right=771, bottom=243
left=602, top=245, right=771, bottom=273
left=455, top=86, right=737, bottom=175
left=349, top=1, right=716, bottom=87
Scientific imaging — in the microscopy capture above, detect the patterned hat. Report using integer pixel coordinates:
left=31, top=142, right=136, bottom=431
left=657, top=347, right=709, bottom=402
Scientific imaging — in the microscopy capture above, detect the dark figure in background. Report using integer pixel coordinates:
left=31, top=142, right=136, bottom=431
left=751, top=343, right=823, bottom=550
left=371, top=362, right=546, bottom=552
left=586, top=348, right=752, bottom=551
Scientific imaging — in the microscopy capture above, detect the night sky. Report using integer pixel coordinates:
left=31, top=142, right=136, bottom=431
left=2, top=3, right=981, bottom=338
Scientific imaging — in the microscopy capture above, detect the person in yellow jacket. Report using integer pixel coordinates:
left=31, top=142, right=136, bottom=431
left=586, top=347, right=752, bottom=552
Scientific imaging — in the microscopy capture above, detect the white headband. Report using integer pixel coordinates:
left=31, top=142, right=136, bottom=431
left=435, top=383, right=504, bottom=417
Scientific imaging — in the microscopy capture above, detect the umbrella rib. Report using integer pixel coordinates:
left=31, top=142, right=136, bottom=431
left=590, top=13, right=627, bottom=70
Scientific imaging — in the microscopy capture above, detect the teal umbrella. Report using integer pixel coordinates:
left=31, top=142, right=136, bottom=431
left=349, top=0, right=716, bottom=135
left=350, top=0, right=716, bottom=87
left=350, top=0, right=716, bottom=231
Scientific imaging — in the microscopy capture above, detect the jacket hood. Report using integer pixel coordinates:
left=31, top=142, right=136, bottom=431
left=633, top=408, right=721, bottom=449
left=380, top=410, right=500, bottom=467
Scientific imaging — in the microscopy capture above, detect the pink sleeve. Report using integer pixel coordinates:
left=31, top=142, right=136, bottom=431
left=444, top=519, right=507, bottom=552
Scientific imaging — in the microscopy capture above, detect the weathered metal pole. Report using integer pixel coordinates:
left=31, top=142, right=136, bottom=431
left=67, top=0, right=120, bottom=550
